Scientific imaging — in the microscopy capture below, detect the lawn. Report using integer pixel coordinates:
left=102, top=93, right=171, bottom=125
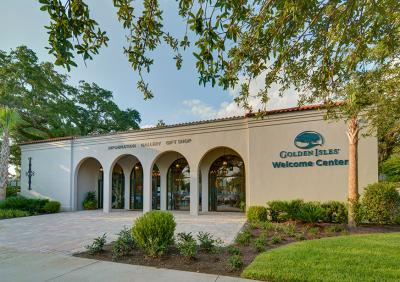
left=242, top=232, right=400, bottom=282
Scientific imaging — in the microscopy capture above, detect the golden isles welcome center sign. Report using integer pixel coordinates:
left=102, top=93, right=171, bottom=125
left=272, top=131, right=349, bottom=168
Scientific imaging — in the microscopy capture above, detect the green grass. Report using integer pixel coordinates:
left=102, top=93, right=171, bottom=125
left=242, top=232, right=400, bottom=282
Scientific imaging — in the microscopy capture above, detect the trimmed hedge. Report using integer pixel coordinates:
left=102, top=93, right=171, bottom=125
left=0, top=196, right=49, bottom=214
left=247, top=206, right=268, bottom=222
left=44, top=201, right=61, bottom=213
left=6, top=186, right=20, bottom=198
left=0, top=209, right=30, bottom=219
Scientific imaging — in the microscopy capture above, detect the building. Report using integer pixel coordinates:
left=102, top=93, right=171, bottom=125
left=20, top=105, right=378, bottom=215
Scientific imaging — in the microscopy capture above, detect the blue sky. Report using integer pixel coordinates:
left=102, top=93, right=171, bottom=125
left=0, top=0, right=298, bottom=127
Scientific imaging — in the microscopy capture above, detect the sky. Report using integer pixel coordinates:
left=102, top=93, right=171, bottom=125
left=0, top=0, right=299, bottom=128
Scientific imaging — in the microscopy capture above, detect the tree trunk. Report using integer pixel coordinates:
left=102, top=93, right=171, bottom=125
left=0, top=128, right=10, bottom=200
left=347, top=117, right=359, bottom=227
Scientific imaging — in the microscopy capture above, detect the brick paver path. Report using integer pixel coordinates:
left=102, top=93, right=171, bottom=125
left=0, top=211, right=245, bottom=255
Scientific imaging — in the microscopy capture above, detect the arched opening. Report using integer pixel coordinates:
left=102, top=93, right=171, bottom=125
left=208, top=154, right=245, bottom=212
left=167, top=158, right=190, bottom=211
left=76, top=157, right=103, bottom=210
left=112, top=164, right=125, bottom=209
left=130, top=162, right=143, bottom=209
left=152, top=165, right=161, bottom=210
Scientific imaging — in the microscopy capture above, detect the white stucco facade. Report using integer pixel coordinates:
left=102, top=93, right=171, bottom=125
left=20, top=106, right=378, bottom=215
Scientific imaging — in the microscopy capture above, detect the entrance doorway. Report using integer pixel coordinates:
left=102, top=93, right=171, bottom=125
left=130, top=163, right=143, bottom=209
left=112, top=164, right=125, bottom=209
left=209, top=155, right=245, bottom=212
left=167, top=158, right=190, bottom=211
left=152, top=165, right=160, bottom=210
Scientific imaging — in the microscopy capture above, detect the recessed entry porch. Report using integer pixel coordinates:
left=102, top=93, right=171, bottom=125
left=75, top=147, right=246, bottom=214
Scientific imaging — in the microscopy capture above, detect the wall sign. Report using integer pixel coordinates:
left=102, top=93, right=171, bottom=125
left=294, top=131, right=324, bottom=149
left=108, top=138, right=192, bottom=150
left=272, top=131, right=348, bottom=168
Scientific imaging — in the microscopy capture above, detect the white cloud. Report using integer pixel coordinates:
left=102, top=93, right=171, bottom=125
left=183, top=74, right=300, bottom=120
left=182, top=99, right=216, bottom=119
left=140, top=124, right=155, bottom=129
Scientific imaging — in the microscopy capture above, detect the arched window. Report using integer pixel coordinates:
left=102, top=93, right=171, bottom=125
left=167, top=158, right=190, bottom=211
left=112, top=164, right=125, bottom=209
left=130, top=163, right=143, bottom=209
left=209, top=155, right=245, bottom=212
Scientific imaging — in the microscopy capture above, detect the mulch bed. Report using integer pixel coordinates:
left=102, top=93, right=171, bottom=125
left=74, top=222, right=400, bottom=277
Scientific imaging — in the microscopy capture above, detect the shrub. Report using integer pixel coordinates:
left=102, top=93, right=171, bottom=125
left=285, top=199, right=305, bottom=221
left=260, top=221, right=273, bottom=231
left=326, top=225, right=345, bottom=233
left=267, top=200, right=348, bottom=223
left=267, top=200, right=290, bottom=222
left=239, top=201, right=246, bottom=212
left=381, top=154, right=400, bottom=182
left=86, top=233, right=107, bottom=254
left=6, top=186, right=19, bottom=198
left=228, top=246, right=241, bottom=256
left=0, top=196, right=49, bottom=214
left=0, top=209, right=30, bottom=219
left=176, top=232, right=197, bottom=259
left=177, top=232, right=195, bottom=242
left=247, top=206, right=268, bottom=222
left=297, top=202, right=324, bottom=223
left=294, top=233, right=307, bottom=241
left=282, top=223, right=297, bottom=237
left=235, top=229, right=251, bottom=246
left=307, top=227, right=319, bottom=236
left=271, top=234, right=282, bottom=244
left=253, top=233, right=267, bottom=252
left=321, top=201, right=347, bottom=223
left=197, top=231, right=221, bottom=253
left=112, top=227, right=135, bottom=259
left=132, top=211, right=176, bottom=257
left=227, top=255, right=243, bottom=271
left=83, top=192, right=98, bottom=210
left=360, top=182, right=400, bottom=224
left=267, top=199, right=305, bottom=222
left=43, top=201, right=61, bottom=213
left=248, top=222, right=260, bottom=230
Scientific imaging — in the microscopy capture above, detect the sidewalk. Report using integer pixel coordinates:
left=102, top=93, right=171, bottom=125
left=0, top=247, right=255, bottom=282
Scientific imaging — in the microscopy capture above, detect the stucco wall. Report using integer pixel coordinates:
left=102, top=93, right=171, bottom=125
left=20, top=109, right=378, bottom=213
left=21, top=141, right=72, bottom=210
left=247, top=111, right=378, bottom=205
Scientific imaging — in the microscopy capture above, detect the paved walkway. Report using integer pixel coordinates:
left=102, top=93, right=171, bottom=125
left=0, top=210, right=246, bottom=254
left=0, top=247, right=255, bottom=282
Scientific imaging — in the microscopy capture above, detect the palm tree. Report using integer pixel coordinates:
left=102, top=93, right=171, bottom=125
left=0, top=108, right=19, bottom=200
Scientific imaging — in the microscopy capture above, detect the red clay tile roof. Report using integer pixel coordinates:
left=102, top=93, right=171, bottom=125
left=20, top=103, right=334, bottom=146
left=20, top=136, right=75, bottom=145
